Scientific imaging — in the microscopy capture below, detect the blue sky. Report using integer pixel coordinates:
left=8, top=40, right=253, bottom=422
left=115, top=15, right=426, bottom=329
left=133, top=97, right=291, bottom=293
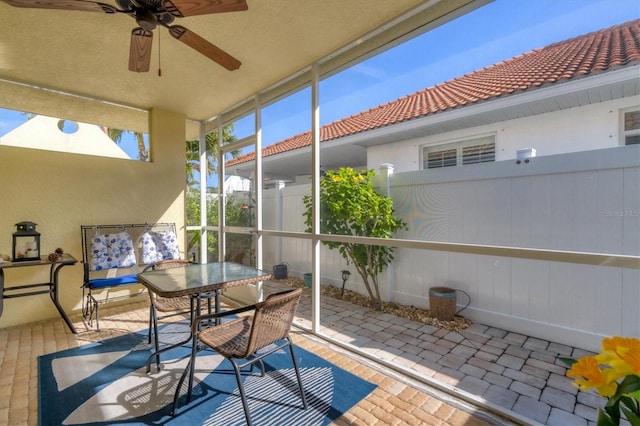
left=1, top=0, right=638, bottom=159
left=256, top=0, right=640, bottom=147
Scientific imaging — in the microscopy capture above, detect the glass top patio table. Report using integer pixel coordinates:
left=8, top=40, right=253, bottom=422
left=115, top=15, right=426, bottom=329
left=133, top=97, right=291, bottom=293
left=139, top=262, right=272, bottom=374
left=137, top=262, right=271, bottom=298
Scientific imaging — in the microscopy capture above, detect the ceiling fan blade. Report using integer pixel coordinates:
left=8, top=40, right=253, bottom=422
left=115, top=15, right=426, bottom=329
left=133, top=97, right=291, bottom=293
left=129, top=28, right=153, bottom=73
left=162, top=0, right=247, bottom=17
left=168, top=25, right=240, bottom=71
left=0, top=0, right=116, bottom=13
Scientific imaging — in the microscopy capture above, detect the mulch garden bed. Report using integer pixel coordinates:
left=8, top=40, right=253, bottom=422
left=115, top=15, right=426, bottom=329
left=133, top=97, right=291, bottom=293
left=278, top=277, right=471, bottom=332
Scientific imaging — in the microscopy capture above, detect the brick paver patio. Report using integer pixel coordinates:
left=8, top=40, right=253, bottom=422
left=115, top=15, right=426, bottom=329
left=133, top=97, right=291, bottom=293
left=277, top=280, right=605, bottom=425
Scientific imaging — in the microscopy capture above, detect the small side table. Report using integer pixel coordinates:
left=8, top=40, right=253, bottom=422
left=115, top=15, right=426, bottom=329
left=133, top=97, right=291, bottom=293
left=0, top=254, right=78, bottom=333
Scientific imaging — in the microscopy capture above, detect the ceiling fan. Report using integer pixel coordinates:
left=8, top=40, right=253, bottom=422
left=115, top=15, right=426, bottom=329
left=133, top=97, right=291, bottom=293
left=1, top=0, right=247, bottom=72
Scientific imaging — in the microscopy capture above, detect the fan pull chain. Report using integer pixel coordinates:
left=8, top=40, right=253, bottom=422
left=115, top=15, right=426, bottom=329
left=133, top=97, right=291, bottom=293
left=158, top=31, right=162, bottom=77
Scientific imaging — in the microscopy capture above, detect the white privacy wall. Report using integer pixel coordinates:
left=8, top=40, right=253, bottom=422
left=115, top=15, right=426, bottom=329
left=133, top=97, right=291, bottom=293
left=261, top=146, right=639, bottom=352
left=390, top=146, right=639, bottom=352
left=262, top=184, right=360, bottom=285
left=262, top=184, right=312, bottom=273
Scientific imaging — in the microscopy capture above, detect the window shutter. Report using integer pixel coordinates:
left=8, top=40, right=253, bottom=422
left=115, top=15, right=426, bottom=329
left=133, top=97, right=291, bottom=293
left=427, top=149, right=457, bottom=169
left=462, top=142, right=495, bottom=165
left=626, top=135, right=640, bottom=145
left=624, top=110, right=640, bottom=145
left=423, top=135, right=496, bottom=169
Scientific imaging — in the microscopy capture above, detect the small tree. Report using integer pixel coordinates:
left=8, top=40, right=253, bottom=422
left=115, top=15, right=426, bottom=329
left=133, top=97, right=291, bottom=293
left=303, top=167, right=407, bottom=310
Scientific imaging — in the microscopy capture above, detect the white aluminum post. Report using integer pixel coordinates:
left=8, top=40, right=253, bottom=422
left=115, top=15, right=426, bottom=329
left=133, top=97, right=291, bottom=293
left=199, top=121, right=207, bottom=264
left=275, top=180, right=285, bottom=262
left=380, top=163, right=394, bottom=302
left=311, top=62, right=321, bottom=333
left=254, top=96, right=264, bottom=301
left=218, top=118, right=225, bottom=262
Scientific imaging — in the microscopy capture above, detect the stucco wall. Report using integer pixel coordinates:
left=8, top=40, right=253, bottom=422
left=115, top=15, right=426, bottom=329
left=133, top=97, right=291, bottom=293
left=367, top=96, right=638, bottom=172
left=0, top=108, right=186, bottom=330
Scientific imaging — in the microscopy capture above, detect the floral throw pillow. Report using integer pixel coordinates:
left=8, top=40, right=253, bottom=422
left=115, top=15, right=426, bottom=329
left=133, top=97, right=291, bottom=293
left=89, top=232, right=136, bottom=270
left=89, top=234, right=109, bottom=271
left=141, top=232, right=159, bottom=264
left=141, top=231, right=180, bottom=264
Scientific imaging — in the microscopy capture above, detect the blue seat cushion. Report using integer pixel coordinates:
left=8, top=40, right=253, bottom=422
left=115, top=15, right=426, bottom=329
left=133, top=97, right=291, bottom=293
left=88, top=274, right=139, bottom=289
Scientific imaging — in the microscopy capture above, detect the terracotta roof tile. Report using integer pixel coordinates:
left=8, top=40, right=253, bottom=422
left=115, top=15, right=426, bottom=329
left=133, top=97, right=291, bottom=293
left=226, top=19, right=640, bottom=167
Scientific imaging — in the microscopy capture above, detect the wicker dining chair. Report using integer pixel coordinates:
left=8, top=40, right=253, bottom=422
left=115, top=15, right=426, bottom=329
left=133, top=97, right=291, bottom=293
left=172, top=288, right=307, bottom=425
left=146, top=259, right=213, bottom=344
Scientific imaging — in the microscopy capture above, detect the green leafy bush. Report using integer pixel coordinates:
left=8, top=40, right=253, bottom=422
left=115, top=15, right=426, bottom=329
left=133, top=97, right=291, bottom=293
left=303, top=167, right=406, bottom=310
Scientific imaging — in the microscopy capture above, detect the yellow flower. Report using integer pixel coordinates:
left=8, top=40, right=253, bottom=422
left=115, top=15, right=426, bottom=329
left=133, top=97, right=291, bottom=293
left=597, top=337, right=640, bottom=378
left=567, top=356, right=618, bottom=397
left=564, top=336, right=640, bottom=425
left=332, top=176, right=342, bottom=182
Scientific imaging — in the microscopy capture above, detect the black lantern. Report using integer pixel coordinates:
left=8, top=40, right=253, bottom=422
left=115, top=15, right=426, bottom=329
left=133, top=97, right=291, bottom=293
left=12, top=221, right=41, bottom=261
left=340, top=269, right=351, bottom=297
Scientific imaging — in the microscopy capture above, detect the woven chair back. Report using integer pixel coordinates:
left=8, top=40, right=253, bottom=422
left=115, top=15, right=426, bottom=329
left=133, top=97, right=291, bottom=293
left=152, top=259, right=192, bottom=270
left=245, top=288, right=302, bottom=356
left=150, top=259, right=193, bottom=311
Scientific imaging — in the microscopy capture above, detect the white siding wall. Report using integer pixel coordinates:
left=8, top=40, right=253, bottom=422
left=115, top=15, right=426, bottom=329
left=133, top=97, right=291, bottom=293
left=261, top=145, right=639, bottom=352
left=367, top=96, right=638, bottom=172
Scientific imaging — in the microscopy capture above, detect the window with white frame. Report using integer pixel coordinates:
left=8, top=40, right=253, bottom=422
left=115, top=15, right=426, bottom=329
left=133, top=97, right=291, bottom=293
left=623, top=109, right=640, bottom=145
left=422, top=135, right=495, bottom=169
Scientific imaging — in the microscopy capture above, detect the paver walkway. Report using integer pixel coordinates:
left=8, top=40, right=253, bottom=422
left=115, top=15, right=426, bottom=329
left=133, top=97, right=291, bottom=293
left=269, top=280, right=606, bottom=426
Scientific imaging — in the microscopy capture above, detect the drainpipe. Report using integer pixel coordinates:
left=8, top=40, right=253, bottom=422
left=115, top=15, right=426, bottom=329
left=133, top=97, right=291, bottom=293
left=379, top=163, right=394, bottom=302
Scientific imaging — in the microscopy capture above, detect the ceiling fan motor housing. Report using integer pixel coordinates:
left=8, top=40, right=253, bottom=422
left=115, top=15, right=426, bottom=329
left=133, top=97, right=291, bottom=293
left=135, top=8, right=158, bottom=30
left=115, top=0, right=174, bottom=30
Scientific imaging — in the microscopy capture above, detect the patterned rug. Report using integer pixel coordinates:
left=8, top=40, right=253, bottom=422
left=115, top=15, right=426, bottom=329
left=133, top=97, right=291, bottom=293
left=38, top=324, right=376, bottom=425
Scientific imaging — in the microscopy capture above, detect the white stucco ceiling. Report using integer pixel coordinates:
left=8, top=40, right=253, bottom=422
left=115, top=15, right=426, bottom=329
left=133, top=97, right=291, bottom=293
left=0, top=0, right=481, bottom=131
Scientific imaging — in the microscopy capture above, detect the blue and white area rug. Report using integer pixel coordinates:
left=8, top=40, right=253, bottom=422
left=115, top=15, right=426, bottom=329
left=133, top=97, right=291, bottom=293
left=38, top=324, right=376, bottom=425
